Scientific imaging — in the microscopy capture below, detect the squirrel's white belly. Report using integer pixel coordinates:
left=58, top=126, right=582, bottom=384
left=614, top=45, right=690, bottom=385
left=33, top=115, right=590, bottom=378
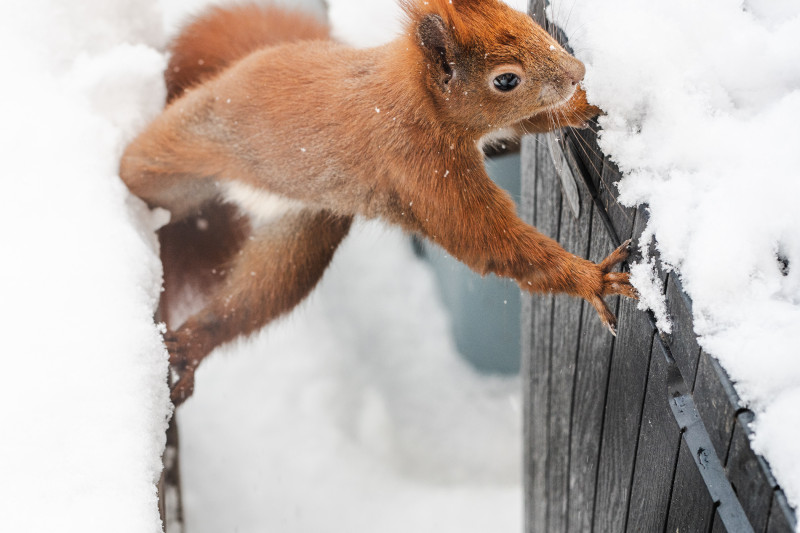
left=221, top=181, right=306, bottom=226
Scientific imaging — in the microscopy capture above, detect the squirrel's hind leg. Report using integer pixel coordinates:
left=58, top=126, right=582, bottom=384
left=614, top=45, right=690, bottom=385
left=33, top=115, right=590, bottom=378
left=167, top=208, right=353, bottom=405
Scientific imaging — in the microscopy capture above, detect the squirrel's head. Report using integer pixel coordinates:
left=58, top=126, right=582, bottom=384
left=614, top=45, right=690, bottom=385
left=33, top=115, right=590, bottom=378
left=402, top=0, right=584, bottom=131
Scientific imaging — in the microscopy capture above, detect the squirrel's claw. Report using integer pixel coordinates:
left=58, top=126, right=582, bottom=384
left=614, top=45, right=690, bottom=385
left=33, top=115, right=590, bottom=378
left=170, top=366, right=196, bottom=407
left=598, top=240, right=637, bottom=299
left=164, top=329, right=196, bottom=406
left=599, top=239, right=632, bottom=272
left=589, top=294, right=618, bottom=336
left=588, top=239, right=637, bottom=335
left=163, top=331, right=187, bottom=367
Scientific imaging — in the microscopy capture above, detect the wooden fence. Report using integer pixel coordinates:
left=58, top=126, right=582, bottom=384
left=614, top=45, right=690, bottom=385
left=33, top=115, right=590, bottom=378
left=519, top=32, right=798, bottom=530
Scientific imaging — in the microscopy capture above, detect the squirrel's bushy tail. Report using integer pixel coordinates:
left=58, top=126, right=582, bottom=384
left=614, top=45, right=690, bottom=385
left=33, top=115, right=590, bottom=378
left=165, top=4, right=330, bottom=102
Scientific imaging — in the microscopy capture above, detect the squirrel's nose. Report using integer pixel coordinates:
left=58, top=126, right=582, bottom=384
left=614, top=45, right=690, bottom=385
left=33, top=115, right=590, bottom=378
left=565, top=58, right=585, bottom=85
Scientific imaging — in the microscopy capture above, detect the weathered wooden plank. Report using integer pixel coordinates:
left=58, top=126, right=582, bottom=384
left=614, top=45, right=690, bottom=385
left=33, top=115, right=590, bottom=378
left=545, top=160, right=593, bottom=533
left=520, top=135, right=538, bottom=533
left=669, top=363, right=754, bottom=533
left=565, top=208, right=618, bottom=533
left=568, top=126, right=605, bottom=193
left=533, top=135, right=562, bottom=261
left=767, top=489, right=797, bottom=533
left=665, top=437, right=716, bottom=532
left=710, top=509, right=728, bottom=533
left=592, top=299, right=655, bottom=530
left=528, top=134, right=562, bottom=532
left=591, top=198, right=651, bottom=533
left=693, top=350, right=738, bottom=464
left=625, top=339, right=681, bottom=531
left=665, top=275, right=702, bottom=388
left=522, top=9, right=797, bottom=533
left=726, top=412, right=773, bottom=533
left=520, top=135, right=537, bottom=225
left=598, top=157, right=635, bottom=245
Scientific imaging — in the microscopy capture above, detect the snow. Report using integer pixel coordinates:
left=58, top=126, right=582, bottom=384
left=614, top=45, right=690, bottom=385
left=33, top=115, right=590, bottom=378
left=550, top=0, right=800, bottom=514
left=0, top=2, right=170, bottom=531
left=628, top=257, right=671, bottom=333
left=178, top=222, right=521, bottom=532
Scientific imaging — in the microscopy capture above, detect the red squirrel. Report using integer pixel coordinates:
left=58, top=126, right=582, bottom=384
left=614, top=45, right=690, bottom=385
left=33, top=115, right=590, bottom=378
left=121, top=0, right=635, bottom=405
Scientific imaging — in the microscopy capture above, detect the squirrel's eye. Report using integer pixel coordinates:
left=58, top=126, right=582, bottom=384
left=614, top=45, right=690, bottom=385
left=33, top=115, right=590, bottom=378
left=493, top=73, right=521, bottom=92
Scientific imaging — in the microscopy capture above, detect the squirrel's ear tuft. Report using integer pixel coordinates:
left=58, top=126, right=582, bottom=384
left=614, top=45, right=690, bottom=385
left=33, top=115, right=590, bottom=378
left=416, top=14, right=454, bottom=91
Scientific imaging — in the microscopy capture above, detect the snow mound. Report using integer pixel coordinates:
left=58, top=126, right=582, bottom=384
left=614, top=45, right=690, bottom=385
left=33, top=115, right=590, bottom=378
left=179, top=222, right=522, bottom=532
left=0, top=1, right=171, bottom=531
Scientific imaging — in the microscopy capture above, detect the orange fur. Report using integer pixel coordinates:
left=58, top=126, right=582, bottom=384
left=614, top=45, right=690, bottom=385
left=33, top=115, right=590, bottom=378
left=120, top=0, right=633, bottom=405
left=165, top=4, right=329, bottom=102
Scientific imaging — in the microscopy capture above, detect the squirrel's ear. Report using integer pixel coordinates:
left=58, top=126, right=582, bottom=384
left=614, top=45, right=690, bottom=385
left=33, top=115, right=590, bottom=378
left=416, top=14, right=454, bottom=91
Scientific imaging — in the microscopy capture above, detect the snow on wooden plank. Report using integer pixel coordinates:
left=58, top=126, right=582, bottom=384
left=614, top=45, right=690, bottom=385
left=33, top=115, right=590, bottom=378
left=597, top=158, right=635, bottom=244
left=665, top=275, right=702, bottom=388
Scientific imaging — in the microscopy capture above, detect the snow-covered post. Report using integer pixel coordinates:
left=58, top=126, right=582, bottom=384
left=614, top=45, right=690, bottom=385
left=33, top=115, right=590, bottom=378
left=520, top=3, right=796, bottom=532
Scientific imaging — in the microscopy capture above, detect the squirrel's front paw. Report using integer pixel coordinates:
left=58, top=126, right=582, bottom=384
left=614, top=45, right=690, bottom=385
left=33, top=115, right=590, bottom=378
left=585, top=240, right=637, bottom=335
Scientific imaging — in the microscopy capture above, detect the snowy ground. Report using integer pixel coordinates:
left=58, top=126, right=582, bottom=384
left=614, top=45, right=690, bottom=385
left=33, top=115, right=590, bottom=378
left=3, top=0, right=798, bottom=531
left=178, top=222, right=521, bottom=532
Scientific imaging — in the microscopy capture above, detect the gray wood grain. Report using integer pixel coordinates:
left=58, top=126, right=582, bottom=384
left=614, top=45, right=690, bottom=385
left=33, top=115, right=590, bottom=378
left=565, top=208, right=618, bottom=533
left=711, top=509, right=729, bottom=533
left=528, top=135, right=561, bottom=532
left=592, top=290, right=655, bottom=530
left=693, top=350, right=737, bottom=464
left=545, top=159, right=593, bottom=533
left=598, top=157, right=635, bottom=243
left=727, top=413, right=775, bottom=533
left=665, top=438, right=716, bottom=533
left=767, top=490, right=797, bottom=533
left=568, top=127, right=605, bottom=193
left=625, top=339, right=682, bottom=531
left=520, top=135, right=537, bottom=225
left=520, top=135, right=537, bottom=533
left=665, top=275, right=702, bottom=388
left=591, top=196, right=651, bottom=533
